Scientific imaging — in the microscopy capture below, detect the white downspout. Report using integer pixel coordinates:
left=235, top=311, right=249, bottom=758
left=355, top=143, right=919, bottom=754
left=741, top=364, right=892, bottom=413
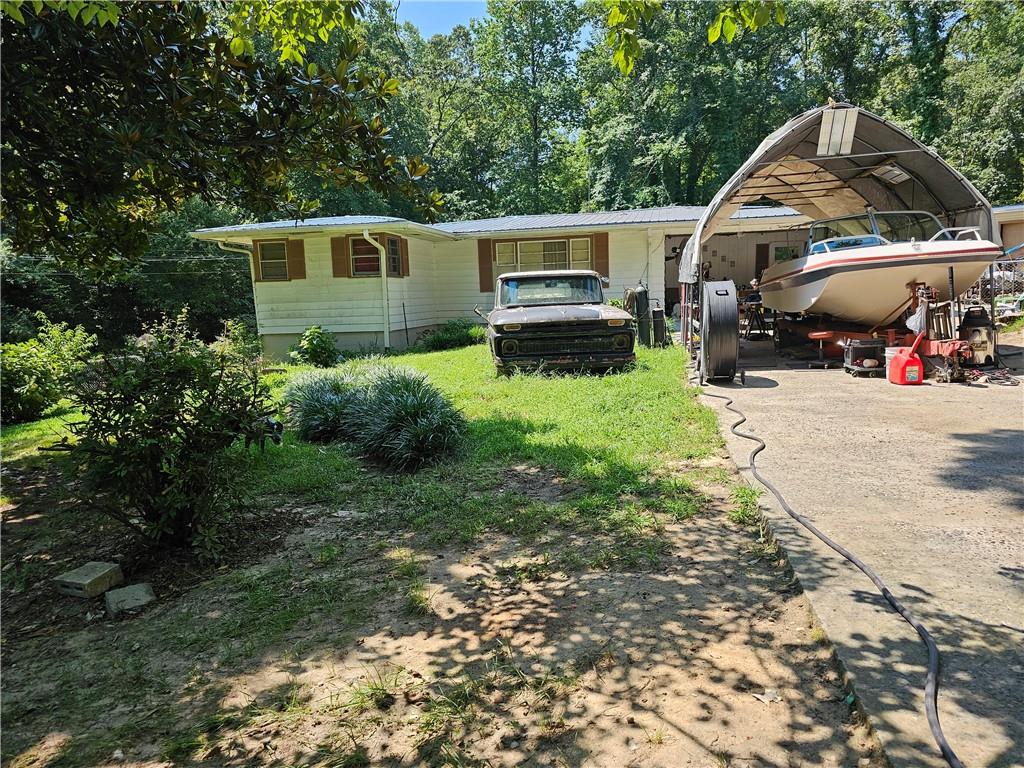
left=363, top=229, right=390, bottom=351
left=217, top=240, right=262, bottom=339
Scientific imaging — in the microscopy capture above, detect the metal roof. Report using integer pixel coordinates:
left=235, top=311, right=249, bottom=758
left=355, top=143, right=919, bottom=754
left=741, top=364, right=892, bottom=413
left=193, top=215, right=408, bottom=235
left=433, top=204, right=799, bottom=234
left=681, top=102, right=999, bottom=282
left=190, top=205, right=804, bottom=242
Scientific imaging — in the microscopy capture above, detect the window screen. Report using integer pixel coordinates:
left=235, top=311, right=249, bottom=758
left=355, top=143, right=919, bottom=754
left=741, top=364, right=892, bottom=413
left=496, top=238, right=590, bottom=273
left=351, top=238, right=380, bottom=276
left=495, top=242, right=516, bottom=269
left=570, top=239, right=591, bottom=269
left=258, top=241, right=288, bottom=280
left=386, top=237, right=402, bottom=276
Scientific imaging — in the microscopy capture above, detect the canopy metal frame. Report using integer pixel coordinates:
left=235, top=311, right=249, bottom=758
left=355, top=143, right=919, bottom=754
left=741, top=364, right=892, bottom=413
left=681, top=102, right=998, bottom=284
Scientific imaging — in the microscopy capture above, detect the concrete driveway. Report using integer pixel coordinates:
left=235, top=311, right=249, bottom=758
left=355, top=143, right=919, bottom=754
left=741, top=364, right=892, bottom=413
left=702, top=338, right=1023, bottom=768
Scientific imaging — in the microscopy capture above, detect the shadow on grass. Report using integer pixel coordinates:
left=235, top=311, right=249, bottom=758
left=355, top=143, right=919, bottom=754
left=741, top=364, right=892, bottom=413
left=3, top=411, right=876, bottom=768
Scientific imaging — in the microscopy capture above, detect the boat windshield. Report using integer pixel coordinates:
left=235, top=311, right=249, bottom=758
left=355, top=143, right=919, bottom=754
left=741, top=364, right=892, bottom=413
left=808, top=211, right=949, bottom=254
left=874, top=212, right=947, bottom=242
left=499, top=275, right=603, bottom=307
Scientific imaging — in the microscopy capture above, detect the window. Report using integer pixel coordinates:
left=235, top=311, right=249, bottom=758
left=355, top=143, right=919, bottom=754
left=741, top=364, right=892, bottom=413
left=874, top=212, right=944, bottom=242
left=258, top=241, right=288, bottom=280
left=385, top=237, right=402, bottom=276
left=570, top=238, right=591, bottom=269
left=350, top=237, right=380, bottom=276
left=495, top=242, right=516, bottom=269
left=773, top=245, right=800, bottom=263
left=494, top=238, right=592, bottom=274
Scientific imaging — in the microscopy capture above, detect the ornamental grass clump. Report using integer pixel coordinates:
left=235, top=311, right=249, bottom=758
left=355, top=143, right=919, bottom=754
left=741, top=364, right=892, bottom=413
left=283, top=369, right=367, bottom=443
left=282, top=363, right=464, bottom=470
left=355, top=366, right=466, bottom=470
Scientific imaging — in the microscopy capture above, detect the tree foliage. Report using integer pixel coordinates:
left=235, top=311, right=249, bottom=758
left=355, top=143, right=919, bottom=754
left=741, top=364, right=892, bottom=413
left=2, top=0, right=1020, bottom=352
left=0, top=313, right=96, bottom=423
left=2, top=198, right=256, bottom=345
left=1, top=1, right=438, bottom=272
left=53, top=312, right=275, bottom=560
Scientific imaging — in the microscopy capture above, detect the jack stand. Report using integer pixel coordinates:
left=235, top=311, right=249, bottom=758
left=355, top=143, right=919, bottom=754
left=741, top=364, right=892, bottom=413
left=808, top=330, right=836, bottom=369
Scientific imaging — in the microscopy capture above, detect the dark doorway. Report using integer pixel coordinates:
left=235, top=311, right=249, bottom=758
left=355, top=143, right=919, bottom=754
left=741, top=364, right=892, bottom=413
left=755, top=243, right=770, bottom=280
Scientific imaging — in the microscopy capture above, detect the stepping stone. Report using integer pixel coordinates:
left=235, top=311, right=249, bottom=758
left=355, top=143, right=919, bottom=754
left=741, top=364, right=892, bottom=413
left=54, top=562, right=124, bottom=598
left=105, top=584, right=156, bottom=616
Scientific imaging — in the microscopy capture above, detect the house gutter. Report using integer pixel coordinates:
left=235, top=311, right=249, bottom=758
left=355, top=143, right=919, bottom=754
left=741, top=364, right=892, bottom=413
left=215, top=241, right=262, bottom=339
left=362, top=229, right=390, bottom=351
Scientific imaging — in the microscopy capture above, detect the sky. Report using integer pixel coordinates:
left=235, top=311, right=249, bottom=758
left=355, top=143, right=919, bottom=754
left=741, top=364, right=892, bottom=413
left=394, top=0, right=489, bottom=36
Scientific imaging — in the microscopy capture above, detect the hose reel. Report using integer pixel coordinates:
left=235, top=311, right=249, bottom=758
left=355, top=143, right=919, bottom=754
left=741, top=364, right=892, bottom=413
left=698, top=280, right=739, bottom=384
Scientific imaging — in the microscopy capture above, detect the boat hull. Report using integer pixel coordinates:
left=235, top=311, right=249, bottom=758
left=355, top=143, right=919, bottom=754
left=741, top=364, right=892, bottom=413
left=759, top=241, right=1001, bottom=326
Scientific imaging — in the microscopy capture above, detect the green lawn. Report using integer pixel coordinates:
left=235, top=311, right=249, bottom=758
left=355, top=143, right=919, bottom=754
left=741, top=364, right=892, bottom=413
left=238, top=344, right=720, bottom=567
left=2, top=343, right=729, bottom=767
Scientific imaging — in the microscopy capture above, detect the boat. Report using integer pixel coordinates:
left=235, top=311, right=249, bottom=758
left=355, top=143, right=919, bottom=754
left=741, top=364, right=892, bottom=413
left=758, top=210, right=1002, bottom=327
left=678, top=102, right=1005, bottom=381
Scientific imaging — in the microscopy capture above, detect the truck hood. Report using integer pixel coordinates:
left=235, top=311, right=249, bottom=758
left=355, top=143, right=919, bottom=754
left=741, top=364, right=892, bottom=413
left=488, top=304, right=633, bottom=326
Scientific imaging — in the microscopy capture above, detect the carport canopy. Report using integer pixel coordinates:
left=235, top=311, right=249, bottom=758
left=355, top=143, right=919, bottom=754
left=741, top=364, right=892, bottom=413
left=680, top=102, right=999, bottom=283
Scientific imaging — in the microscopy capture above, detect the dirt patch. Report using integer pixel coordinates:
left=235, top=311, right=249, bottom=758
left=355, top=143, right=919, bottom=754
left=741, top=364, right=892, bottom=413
left=0, top=461, right=308, bottom=641
left=496, top=463, right=579, bottom=503
left=3, top=468, right=884, bottom=767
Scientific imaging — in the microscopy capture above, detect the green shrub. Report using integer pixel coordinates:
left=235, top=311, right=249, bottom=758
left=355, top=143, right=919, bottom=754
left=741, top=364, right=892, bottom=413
left=282, top=363, right=464, bottom=470
left=608, top=298, right=624, bottom=309
left=212, top=318, right=262, bottom=361
left=355, top=366, right=466, bottom=470
left=0, top=313, right=96, bottom=423
left=417, top=319, right=486, bottom=351
left=290, top=325, right=341, bottom=367
left=54, top=313, right=276, bottom=561
left=283, top=368, right=367, bottom=443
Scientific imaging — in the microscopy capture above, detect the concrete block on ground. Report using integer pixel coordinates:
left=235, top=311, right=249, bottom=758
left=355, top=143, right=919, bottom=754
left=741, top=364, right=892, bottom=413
left=105, top=584, right=156, bottom=616
left=54, top=562, right=124, bottom=598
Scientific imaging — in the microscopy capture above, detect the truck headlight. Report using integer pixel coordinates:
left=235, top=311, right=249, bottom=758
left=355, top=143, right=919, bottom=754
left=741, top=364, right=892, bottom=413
left=612, top=334, right=630, bottom=351
left=500, top=338, right=519, bottom=355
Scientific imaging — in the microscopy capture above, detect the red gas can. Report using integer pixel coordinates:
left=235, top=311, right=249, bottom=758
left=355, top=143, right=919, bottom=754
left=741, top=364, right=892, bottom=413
left=888, top=332, right=926, bottom=385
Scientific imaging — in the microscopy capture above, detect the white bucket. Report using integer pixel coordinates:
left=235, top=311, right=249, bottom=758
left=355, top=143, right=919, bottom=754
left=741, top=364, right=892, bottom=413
left=884, top=347, right=900, bottom=373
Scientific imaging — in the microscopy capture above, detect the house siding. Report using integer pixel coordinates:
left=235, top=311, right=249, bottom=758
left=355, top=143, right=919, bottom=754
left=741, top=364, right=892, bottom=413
left=247, top=227, right=676, bottom=360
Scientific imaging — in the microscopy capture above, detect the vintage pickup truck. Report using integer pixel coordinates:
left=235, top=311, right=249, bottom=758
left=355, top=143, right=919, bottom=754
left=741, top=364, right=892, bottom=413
left=481, top=270, right=636, bottom=375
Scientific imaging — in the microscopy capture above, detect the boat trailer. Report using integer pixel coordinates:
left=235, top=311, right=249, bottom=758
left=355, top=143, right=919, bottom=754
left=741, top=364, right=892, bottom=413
left=686, top=276, right=994, bottom=385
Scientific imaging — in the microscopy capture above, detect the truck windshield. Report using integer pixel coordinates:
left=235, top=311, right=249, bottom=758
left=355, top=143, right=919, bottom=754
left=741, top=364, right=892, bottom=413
left=499, top=275, right=603, bottom=307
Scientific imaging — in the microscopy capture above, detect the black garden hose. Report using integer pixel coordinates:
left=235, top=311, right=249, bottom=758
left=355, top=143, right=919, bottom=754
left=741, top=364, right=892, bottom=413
left=697, top=380, right=965, bottom=768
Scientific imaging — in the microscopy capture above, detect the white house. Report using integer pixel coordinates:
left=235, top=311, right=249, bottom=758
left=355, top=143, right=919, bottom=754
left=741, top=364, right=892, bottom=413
left=191, top=203, right=1024, bottom=360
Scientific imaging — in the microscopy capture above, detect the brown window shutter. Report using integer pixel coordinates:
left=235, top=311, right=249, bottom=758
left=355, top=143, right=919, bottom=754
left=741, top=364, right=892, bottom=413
left=331, top=236, right=350, bottom=277
left=593, top=232, right=609, bottom=277
left=286, top=239, right=306, bottom=280
left=251, top=239, right=264, bottom=282
left=400, top=237, right=410, bottom=277
left=477, top=238, right=493, bottom=292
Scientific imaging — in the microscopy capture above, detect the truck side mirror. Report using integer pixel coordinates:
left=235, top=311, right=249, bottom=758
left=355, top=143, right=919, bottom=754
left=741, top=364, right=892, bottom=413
left=600, top=276, right=610, bottom=286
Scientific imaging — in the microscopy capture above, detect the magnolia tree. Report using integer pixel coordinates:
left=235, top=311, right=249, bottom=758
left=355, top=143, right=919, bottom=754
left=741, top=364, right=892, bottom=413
left=1, top=0, right=441, bottom=273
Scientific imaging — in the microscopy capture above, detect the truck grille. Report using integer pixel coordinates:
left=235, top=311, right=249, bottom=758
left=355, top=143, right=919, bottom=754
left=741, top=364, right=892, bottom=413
left=518, top=336, right=616, bottom=355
